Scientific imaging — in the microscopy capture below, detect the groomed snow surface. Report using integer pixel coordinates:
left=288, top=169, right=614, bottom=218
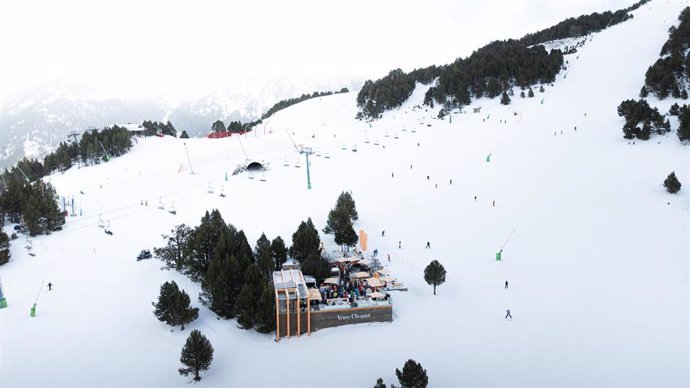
left=1, top=1, right=689, bottom=386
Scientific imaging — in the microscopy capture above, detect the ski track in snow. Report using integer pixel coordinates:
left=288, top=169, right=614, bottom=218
left=1, top=2, right=689, bottom=386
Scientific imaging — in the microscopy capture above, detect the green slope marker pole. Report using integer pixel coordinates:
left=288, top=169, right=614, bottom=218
left=486, top=153, right=492, bottom=163
left=540, top=98, right=544, bottom=105
left=30, top=281, right=44, bottom=317
left=496, top=229, right=517, bottom=262
left=0, top=274, right=7, bottom=308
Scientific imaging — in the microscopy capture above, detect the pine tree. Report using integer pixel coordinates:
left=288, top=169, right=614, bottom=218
left=373, top=378, right=387, bottom=388
left=500, top=90, right=511, bottom=105
left=0, top=230, right=10, bottom=266
left=234, top=284, right=256, bottom=329
left=271, top=236, right=288, bottom=270
left=180, top=130, right=189, bottom=139
left=395, top=359, right=428, bottom=388
left=234, top=264, right=263, bottom=329
left=178, top=330, right=214, bottom=382
left=175, top=287, right=199, bottom=330
left=200, top=254, right=231, bottom=317
left=211, top=120, right=226, bottom=133
left=664, top=172, right=682, bottom=193
left=154, top=224, right=192, bottom=271
left=640, top=86, right=649, bottom=98
left=234, top=230, right=255, bottom=277
left=678, top=105, right=690, bottom=141
left=682, top=89, right=689, bottom=100
left=300, top=253, right=331, bottom=284
left=289, top=218, right=321, bottom=263
left=335, top=191, right=358, bottom=221
left=153, top=281, right=199, bottom=330
left=334, top=216, right=358, bottom=251
left=424, top=260, right=447, bottom=295
left=539, top=85, right=545, bottom=93
left=520, top=91, right=525, bottom=98
left=255, top=233, right=274, bottom=278
left=255, top=284, right=276, bottom=333
left=528, top=87, right=535, bottom=98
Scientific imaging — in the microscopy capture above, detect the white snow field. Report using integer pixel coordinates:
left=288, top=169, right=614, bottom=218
left=1, top=2, right=689, bottom=387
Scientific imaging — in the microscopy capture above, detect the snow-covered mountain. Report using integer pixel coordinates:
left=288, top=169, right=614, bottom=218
left=0, top=72, right=363, bottom=170
left=0, top=81, right=166, bottom=169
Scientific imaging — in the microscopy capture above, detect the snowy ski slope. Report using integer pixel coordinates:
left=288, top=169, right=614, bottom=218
left=1, top=1, right=688, bottom=386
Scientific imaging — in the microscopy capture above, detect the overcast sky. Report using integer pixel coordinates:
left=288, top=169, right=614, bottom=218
left=0, top=0, right=633, bottom=100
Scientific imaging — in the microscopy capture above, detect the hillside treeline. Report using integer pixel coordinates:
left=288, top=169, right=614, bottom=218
left=643, top=7, right=690, bottom=99
left=262, top=88, right=350, bottom=120
left=356, top=0, right=649, bottom=119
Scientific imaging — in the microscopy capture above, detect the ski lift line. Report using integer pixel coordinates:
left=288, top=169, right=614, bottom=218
left=34, top=281, right=45, bottom=305
left=500, top=229, right=517, bottom=249
left=58, top=118, right=428, bottom=229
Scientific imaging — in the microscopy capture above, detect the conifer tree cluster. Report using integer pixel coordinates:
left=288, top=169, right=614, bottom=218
left=323, top=191, right=359, bottom=252
left=210, top=119, right=262, bottom=134
left=262, top=88, right=349, bottom=120
left=616, top=99, right=670, bottom=140
left=154, top=209, right=276, bottom=332
left=0, top=175, right=65, bottom=236
left=671, top=104, right=690, bottom=141
left=0, top=230, right=10, bottom=266
left=644, top=7, right=690, bottom=99
left=141, top=120, right=177, bottom=137
left=357, top=2, right=650, bottom=120
left=152, top=281, right=199, bottom=330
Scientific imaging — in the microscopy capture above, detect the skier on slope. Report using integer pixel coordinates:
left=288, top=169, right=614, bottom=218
left=48, top=282, right=52, bottom=291
left=425, top=242, right=431, bottom=249
left=505, top=309, right=512, bottom=320
left=505, top=281, right=508, bottom=289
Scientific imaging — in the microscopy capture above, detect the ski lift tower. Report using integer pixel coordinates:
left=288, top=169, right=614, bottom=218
left=300, top=147, right=314, bottom=190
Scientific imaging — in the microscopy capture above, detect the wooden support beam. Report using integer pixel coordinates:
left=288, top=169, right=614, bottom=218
left=307, top=292, right=311, bottom=335
left=275, top=293, right=280, bottom=342
left=285, top=289, right=290, bottom=339
left=297, top=293, right=301, bottom=337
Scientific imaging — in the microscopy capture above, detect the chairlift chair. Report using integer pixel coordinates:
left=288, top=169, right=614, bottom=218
left=384, top=130, right=390, bottom=138
left=207, top=182, right=214, bottom=194
left=98, top=214, right=105, bottom=228
left=260, top=172, right=267, bottom=182
left=157, top=197, right=165, bottom=210
left=168, top=201, right=177, bottom=215
left=394, top=131, right=399, bottom=139
left=283, top=157, right=289, bottom=167
left=294, top=158, right=302, bottom=168
left=325, top=150, right=331, bottom=159
left=374, top=138, right=379, bottom=145
left=341, top=142, right=347, bottom=150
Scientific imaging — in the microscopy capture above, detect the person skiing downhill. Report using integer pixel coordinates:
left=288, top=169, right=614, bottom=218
left=398, top=241, right=401, bottom=249
left=505, top=309, right=512, bottom=320
left=505, top=281, right=508, bottom=289
left=381, top=230, right=385, bottom=237
left=48, top=282, right=52, bottom=291
left=425, top=242, right=430, bottom=249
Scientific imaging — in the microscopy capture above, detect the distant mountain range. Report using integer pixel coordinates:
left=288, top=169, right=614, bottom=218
left=0, top=72, right=363, bottom=169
